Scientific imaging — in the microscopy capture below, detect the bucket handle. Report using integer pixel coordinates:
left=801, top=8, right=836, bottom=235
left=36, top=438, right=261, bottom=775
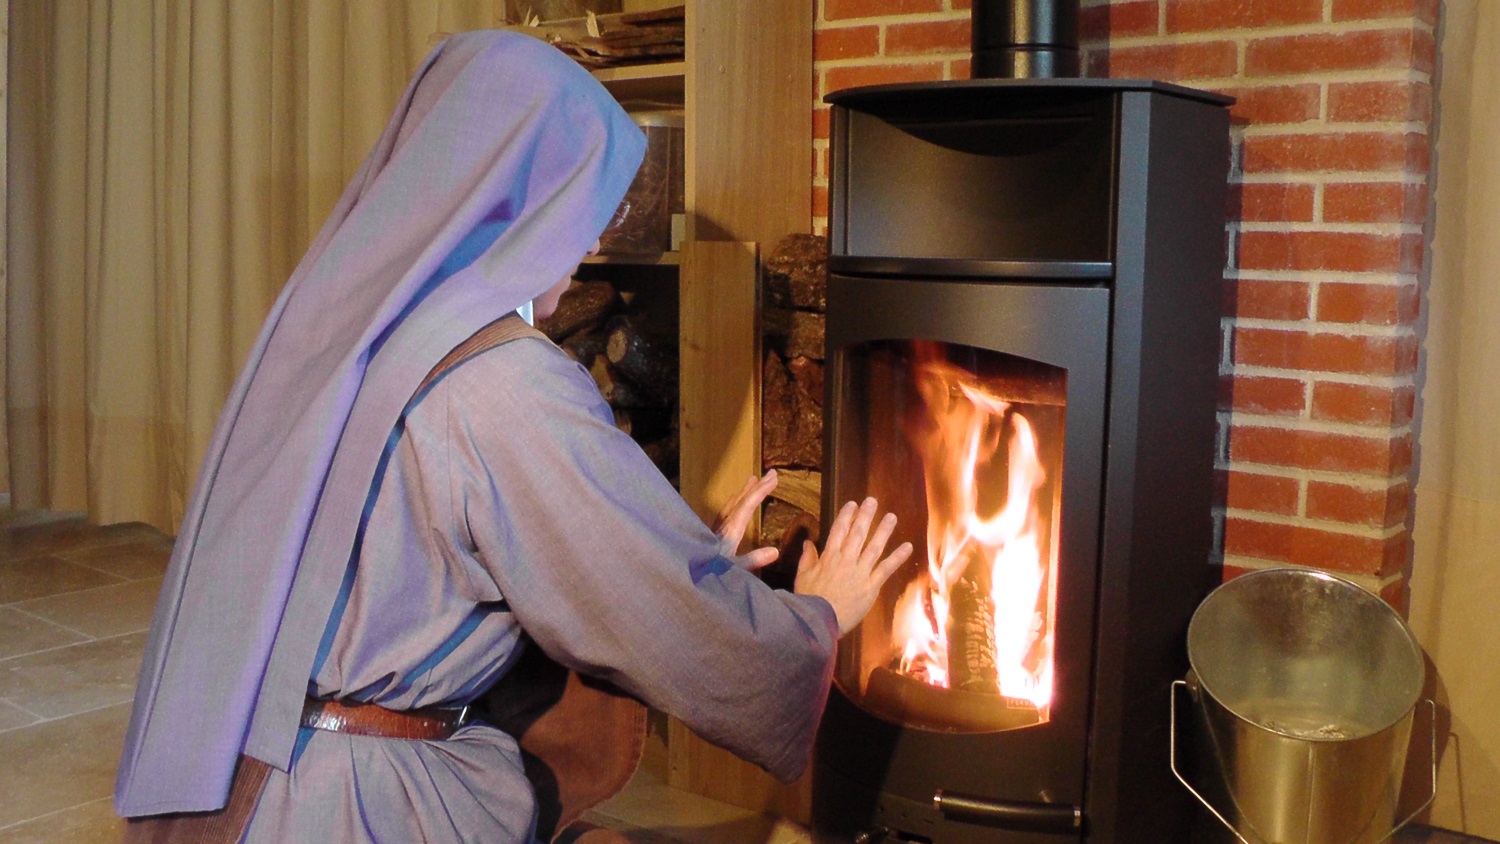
left=1371, top=698, right=1439, bottom=844
left=1171, top=682, right=1440, bottom=844
left=1170, top=679, right=1251, bottom=844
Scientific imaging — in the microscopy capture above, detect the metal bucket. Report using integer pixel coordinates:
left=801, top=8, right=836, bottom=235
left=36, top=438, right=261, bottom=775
left=1169, top=568, right=1436, bottom=844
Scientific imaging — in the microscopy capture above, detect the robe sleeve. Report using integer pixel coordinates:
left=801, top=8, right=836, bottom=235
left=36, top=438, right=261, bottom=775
left=434, top=337, right=838, bottom=782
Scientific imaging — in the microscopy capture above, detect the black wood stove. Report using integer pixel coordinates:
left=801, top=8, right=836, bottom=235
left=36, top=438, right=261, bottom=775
left=811, top=2, right=1233, bottom=841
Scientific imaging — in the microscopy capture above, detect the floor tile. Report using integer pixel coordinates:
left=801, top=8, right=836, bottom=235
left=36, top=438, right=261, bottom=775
left=0, top=518, right=153, bottom=562
left=0, top=703, right=129, bottom=828
left=0, top=556, right=126, bottom=605
left=0, top=797, right=123, bottom=843
left=0, top=633, right=146, bottom=720
left=0, top=699, right=39, bottom=732
left=60, top=538, right=173, bottom=582
left=0, top=606, right=88, bottom=660
left=15, top=577, right=164, bottom=639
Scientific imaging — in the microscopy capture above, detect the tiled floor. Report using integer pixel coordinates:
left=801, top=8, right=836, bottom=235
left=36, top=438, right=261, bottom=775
left=0, top=512, right=1491, bottom=844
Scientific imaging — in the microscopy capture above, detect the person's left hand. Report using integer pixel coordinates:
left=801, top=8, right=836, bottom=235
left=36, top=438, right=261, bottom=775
left=712, top=470, right=782, bottom=571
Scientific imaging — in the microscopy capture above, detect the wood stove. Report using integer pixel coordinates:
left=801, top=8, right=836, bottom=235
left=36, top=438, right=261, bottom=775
left=810, top=11, right=1233, bottom=841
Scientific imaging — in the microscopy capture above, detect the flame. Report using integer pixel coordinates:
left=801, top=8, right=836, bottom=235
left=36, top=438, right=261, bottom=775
left=891, top=343, right=1055, bottom=712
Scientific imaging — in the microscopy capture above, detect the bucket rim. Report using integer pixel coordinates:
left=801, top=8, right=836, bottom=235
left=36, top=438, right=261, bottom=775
left=1187, top=567, right=1425, bottom=741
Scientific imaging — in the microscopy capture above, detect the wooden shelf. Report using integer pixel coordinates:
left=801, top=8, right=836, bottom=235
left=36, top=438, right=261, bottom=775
left=593, top=62, right=685, bottom=106
left=585, top=251, right=680, bottom=266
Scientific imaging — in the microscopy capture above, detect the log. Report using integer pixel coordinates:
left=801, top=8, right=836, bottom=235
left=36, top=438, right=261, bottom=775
left=787, top=356, right=824, bottom=409
left=536, top=280, right=620, bottom=342
left=757, top=499, right=820, bottom=592
left=612, top=406, right=674, bottom=442
left=767, top=468, right=821, bottom=519
left=560, top=329, right=608, bottom=366
left=761, top=352, right=822, bottom=469
left=588, top=357, right=654, bottom=408
left=766, top=310, right=825, bottom=361
left=606, top=319, right=678, bottom=403
left=948, top=571, right=999, bottom=693
left=764, top=233, right=828, bottom=312
left=641, top=430, right=680, bottom=477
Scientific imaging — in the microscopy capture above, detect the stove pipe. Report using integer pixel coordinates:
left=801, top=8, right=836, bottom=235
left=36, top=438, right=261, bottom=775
left=972, top=0, right=1080, bottom=79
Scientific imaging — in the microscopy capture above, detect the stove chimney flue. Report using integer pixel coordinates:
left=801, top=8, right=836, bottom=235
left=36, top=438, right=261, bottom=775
left=972, top=0, right=1080, bottom=79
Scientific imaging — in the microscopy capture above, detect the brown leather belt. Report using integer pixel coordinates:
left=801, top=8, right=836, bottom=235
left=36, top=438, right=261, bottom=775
left=300, top=697, right=471, bottom=741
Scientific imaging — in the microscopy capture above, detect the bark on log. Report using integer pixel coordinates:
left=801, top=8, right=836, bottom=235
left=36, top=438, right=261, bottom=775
left=949, top=572, right=1000, bottom=693
left=757, top=499, right=820, bottom=592
left=764, top=310, right=826, bottom=362
left=561, top=330, right=609, bottom=366
left=764, top=234, right=828, bottom=312
left=588, top=357, right=653, bottom=409
left=536, top=280, right=620, bottom=342
left=762, top=352, right=822, bottom=469
left=606, top=320, right=678, bottom=404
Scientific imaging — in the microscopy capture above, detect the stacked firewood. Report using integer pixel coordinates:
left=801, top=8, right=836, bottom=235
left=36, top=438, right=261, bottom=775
left=536, top=280, right=680, bottom=482
left=758, top=234, right=829, bottom=585
left=512, top=5, right=686, bottom=69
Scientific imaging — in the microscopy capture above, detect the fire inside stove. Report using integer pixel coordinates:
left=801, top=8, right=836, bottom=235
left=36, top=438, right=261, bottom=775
left=833, top=339, right=1066, bottom=734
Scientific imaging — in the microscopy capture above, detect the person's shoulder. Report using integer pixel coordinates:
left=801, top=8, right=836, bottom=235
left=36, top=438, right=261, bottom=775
left=438, top=334, right=598, bottom=406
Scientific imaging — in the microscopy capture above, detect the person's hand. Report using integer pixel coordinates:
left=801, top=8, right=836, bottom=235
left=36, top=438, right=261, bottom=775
left=794, top=497, right=913, bottom=636
left=711, top=470, right=781, bottom=571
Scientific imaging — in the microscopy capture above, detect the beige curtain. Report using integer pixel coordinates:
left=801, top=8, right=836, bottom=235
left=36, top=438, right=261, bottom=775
left=1407, top=0, right=1500, bottom=836
left=5, top=0, right=492, bottom=532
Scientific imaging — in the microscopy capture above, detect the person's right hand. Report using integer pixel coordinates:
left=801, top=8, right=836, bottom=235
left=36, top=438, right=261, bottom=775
left=794, top=497, right=913, bottom=636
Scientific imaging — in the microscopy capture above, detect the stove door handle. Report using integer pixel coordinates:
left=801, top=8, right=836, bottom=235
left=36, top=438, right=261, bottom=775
left=933, top=789, right=1083, bottom=834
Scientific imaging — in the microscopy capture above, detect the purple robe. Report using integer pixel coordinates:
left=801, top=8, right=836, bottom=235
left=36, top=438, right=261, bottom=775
left=237, top=332, right=837, bottom=842
left=117, top=29, right=700, bottom=821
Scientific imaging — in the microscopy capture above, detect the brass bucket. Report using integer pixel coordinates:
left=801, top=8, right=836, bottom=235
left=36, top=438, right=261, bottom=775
left=1169, top=568, right=1436, bottom=844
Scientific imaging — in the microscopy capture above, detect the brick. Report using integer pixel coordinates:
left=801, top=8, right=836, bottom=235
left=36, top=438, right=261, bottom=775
left=1332, top=0, right=1440, bottom=26
left=887, top=19, right=969, bottom=56
left=1233, top=327, right=1416, bottom=376
left=813, top=185, right=830, bottom=219
left=949, top=57, right=971, bottom=80
left=1238, top=231, right=1422, bottom=274
left=1222, top=374, right=1307, bottom=415
left=1230, top=425, right=1412, bottom=475
left=1246, top=29, right=1423, bottom=75
left=814, top=25, right=881, bottom=62
left=1306, top=480, right=1409, bottom=527
left=1223, top=517, right=1406, bottom=575
left=1233, top=277, right=1312, bottom=320
left=1311, top=381, right=1415, bottom=426
left=1166, top=0, right=1322, bottom=34
left=1218, top=84, right=1321, bottom=126
left=1233, top=182, right=1316, bottom=222
left=824, top=61, right=945, bottom=94
left=1329, top=80, right=1433, bottom=124
left=1080, top=0, right=1159, bottom=40
left=1315, top=282, right=1417, bottom=326
left=1101, top=40, right=1239, bottom=80
left=1241, top=131, right=1426, bottom=175
left=825, top=0, right=943, bottom=21
left=1323, top=181, right=1427, bottom=224
left=1378, top=576, right=1409, bottom=613
left=813, top=107, right=832, bottom=141
left=1226, top=469, right=1301, bottom=515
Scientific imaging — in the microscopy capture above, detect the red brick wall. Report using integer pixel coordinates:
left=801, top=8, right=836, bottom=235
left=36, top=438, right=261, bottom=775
left=812, top=0, right=1438, bottom=606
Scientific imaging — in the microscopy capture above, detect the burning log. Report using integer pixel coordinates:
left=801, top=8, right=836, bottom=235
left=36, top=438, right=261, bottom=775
left=865, top=665, right=1040, bottom=734
left=948, top=574, right=1000, bottom=692
left=606, top=319, right=678, bottom=404
left=536, top=280, right=620, bottom=342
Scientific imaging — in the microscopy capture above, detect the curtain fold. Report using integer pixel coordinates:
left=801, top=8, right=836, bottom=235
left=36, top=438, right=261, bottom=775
left=1408, top=0, right=1500, bottom=836
left=6, top=0, right=492, bottom=531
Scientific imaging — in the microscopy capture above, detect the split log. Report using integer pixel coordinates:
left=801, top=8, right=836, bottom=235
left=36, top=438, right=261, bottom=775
left=948, top=572, right=999, bottom=693
left=767, top=468, right=821, bottom=519
left=560, top=329, right=608, bottom=366
left=588, top=357, right=653, bottom=408
left=536, top=280, right=620, bottom=342
left=611, top=406, right=674, bottom=442
left=756, top=499, right=820, bottom=592
left=606, top=319, right=678, bottom=403
left=765, top=310, right=825, bottom=361
left=761, top=352, right=822, bottom=469
left=764, top=233, right=828, bottom=312
left=787, top=356, right=824, bottom=408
